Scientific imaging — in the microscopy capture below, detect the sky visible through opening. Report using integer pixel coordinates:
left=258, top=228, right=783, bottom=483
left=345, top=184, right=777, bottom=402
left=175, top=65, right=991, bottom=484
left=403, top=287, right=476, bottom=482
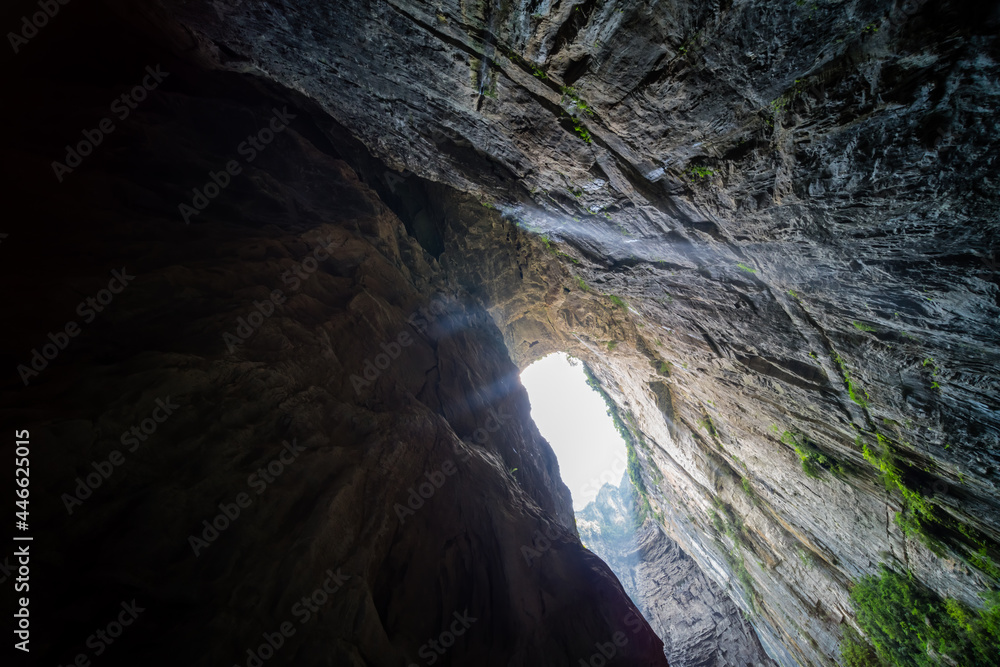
left=520, top=352, right=628, bottom=511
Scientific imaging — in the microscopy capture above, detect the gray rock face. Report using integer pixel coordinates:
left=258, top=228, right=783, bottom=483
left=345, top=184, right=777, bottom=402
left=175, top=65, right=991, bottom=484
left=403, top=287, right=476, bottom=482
left=9, top=0, right=1000, bottom=665
left=578, top=478, right=778, bottom=667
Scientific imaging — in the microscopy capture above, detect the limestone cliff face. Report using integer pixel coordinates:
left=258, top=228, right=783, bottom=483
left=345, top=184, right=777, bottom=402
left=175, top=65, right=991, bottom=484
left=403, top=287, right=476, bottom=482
left=577, top=477, right=778, bottom=667
left=6, top=0, right=1000, bottom=665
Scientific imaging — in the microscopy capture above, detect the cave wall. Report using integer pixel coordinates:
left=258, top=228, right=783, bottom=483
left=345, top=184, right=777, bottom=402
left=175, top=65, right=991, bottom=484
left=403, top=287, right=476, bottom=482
left=4, top=0, right=999, bottom=665
left=577, top=476, right=779, bottom=667
left=0, top=7, right=667, bottom=665
left=80, top=1, right=1000, bottom=665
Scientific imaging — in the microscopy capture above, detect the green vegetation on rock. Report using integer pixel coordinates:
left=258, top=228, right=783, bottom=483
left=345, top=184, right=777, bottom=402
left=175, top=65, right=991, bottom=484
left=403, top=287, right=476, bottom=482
left=842, top=565, right=1000, bottom=667
left=780, top=430, right=843, bottom=479
left=582, top=363, right=652, bottom=525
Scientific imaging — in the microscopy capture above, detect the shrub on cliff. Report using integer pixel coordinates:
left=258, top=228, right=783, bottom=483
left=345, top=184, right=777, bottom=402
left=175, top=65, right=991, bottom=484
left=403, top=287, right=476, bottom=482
left=844, top=564, right=1000, bottom=666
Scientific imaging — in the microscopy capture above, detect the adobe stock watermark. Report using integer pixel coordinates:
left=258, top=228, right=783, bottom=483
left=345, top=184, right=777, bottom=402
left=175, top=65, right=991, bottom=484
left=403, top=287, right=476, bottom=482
left=460, top=406, right=512, bottom=450
left=178, top=106, right=297, bottom=224
left=54, top=600, right=145, bottom=667
left=406, top=609, right=478, bottom=667
left=392, top=406, right=510, bottom=524
left=222, top=236, right=343, bottom=354
left=579, top=449, right=628, bottom=500
left=51, top=65, right=169, bottom=182
left=221, top=289, right=287, bottom=354
left=61, top=397, right=181, bottom=515
left=232, top=566, right=351, bottom=667
left=188, top=439, right=305, bottom=556
left=222, top=233, right=345, bottom=353
left=0, top=553, right=18, bottom=585
left=351, top=294, right=458, bottom=394
left=577, top=610, right=646, bottom=667
left=12, top=545, right=30, bottom=651
left=520, top=522, right=562, bottom=566
left=16, top=267, right=135, bottom=386
left=384, top=167, right=412, bottom=194
left=277, top=234, right=345, bottom=291
left=7, top=0, right=72, bottom=54
left=393, top=459, right=459, bottom=525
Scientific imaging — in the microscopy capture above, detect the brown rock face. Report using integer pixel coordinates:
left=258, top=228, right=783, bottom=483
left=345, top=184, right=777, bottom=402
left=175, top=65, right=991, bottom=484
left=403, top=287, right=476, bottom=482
left=1, top=6, right=665, bottom=666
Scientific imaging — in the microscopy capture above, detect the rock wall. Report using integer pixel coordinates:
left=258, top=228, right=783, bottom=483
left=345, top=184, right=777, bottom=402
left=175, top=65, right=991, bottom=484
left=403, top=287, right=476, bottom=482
left=577, top=477, right=778, bottom=667
left=0, top=6, right=666, bottom=665
left=5, top=0, right=999, bottom=664
left=108, top=0, right=1000, bottom=665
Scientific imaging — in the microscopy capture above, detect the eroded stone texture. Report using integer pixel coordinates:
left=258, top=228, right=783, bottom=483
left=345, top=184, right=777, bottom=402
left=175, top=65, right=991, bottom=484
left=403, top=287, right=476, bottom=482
left=6, top=0, right=1000, bottom=665
left=105, top=1, right=1000, bottom=665
left=1, top=9, right=666, bottom=665
left=578, top=476, right=779, bottom=667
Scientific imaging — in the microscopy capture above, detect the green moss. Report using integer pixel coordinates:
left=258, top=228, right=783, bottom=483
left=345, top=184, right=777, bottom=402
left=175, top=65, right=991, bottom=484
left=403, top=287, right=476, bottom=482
left=841, top=626, right=888, bottom=667
left=572, top=118, right=592, bottom=143
left=698, top=415, right=719, bottom=438
left=730, top=552, right=757, bottom=612
left=540, top=235, right=580, bottom=264
left=556, top=88, right=595, bottom=144
left=737, top=262, right=757, bottom=274
left=560, top=85, right=594, bottom=117
left=608, top=294, right=627, bottom=309
left=848, top=565, right=1000, bottom=666
left=861, top=433, right=944, bottom=554
left=713, top=517, right=759, bottom=614
left=922, top=358, right=942, bottom=392
left=860, top=433, right=1000, bottom=575
left=781, top=430, right=843, bottom=479
left=624, top=439, right=651, bottom=524
left=649, top=461, right=664, bottom=486
left=769, top=79, right=804, bottom=123
left=970, top=548, right=1000, bottom=581
left=853, top=321, right=877, bottom=332
left=833, top=352, right=869, bottom=407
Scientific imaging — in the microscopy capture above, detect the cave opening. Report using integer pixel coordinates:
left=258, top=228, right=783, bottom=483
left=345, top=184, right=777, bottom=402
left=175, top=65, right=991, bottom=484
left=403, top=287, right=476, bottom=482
left=520, top=352, right=628, bottom=511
